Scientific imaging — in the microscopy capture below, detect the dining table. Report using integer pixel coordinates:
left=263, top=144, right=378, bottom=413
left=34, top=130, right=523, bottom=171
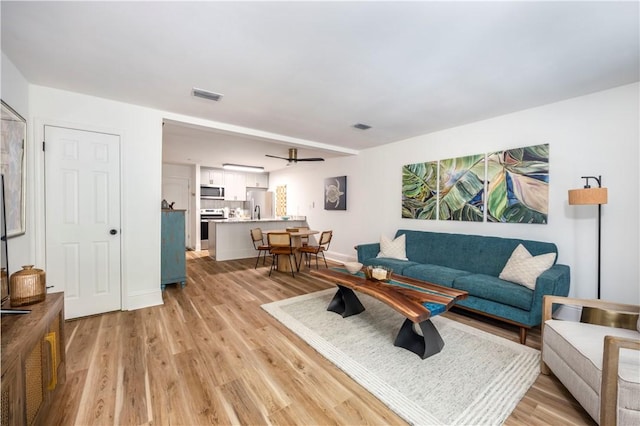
left=265, top=228, right=319, bottom=272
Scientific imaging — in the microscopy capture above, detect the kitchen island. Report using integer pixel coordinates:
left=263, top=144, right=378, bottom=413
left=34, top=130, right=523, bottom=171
left=208, top=217, right=308, bottom=261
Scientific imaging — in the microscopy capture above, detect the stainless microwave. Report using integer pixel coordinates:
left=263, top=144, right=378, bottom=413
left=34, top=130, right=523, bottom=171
left=201, top=185, right=225, bottom=200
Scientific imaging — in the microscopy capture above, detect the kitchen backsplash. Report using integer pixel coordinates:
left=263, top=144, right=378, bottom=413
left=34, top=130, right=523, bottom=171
left=200, top=199, right=246, bottom=210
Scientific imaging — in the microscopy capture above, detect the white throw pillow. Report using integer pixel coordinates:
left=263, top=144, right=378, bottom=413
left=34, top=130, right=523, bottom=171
left=499, top=244, right=556, bottom=290
left=376, top=234, right=408, bottom=260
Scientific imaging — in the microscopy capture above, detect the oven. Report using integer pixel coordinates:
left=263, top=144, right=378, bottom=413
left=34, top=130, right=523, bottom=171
left=200, top=208, right=225, bottom=249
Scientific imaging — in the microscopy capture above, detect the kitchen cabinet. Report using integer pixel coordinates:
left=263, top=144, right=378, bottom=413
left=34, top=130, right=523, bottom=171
left=201, top=168, right=224, bottom=186
left=1, top=293, right=66, bottom=425
left=161, top=209, right=186, bottom=290
left=224, top=171, right=246, bottom=201
left=246, top=172, right=269, bottom=188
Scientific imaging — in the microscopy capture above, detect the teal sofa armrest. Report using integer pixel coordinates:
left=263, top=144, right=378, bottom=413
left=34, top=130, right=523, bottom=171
left=527, top=264, right=571, bottom=326
left=356, top=243, right=379, bottom=263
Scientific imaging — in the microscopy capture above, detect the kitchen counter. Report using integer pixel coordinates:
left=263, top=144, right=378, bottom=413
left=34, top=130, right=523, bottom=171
left=211, top=217, right=306, bottom=223
left=208, top=217, right=308, bottom=261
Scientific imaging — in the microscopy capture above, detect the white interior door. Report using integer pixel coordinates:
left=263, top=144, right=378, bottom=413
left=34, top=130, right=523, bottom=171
left=44, top=125, right=121, bottom=319
left=162, top=176, right=190, bottom=248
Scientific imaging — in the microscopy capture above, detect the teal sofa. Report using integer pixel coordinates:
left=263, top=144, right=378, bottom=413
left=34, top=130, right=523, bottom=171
left=355, top=229, right=570, bottom=343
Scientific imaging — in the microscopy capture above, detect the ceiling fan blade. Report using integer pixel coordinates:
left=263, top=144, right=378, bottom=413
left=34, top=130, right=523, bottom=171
left=265, top=154, right=290, bottom=160
left=295, top=158, right=325, bottom=161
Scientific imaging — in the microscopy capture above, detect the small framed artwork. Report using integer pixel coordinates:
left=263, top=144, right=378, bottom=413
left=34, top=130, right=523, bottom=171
left=324, top=176, right=347, bottom=210
left=1, top=100, right=27, bottom=237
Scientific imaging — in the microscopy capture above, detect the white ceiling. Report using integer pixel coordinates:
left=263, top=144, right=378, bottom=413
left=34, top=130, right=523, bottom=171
left=2, top=1, right=638, bottom=171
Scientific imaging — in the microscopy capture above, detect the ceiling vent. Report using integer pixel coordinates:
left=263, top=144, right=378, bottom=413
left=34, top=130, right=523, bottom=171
left=192, top=87, right=223, bottom=102
left=353, top=123, right=372, bottom=130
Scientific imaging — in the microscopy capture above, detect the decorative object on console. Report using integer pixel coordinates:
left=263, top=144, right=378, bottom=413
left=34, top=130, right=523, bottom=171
left=324, top=176, right=346, bottom=210
left=9, top=265, right=46, bottom=307
left=568, top=175, right=607, bottom=299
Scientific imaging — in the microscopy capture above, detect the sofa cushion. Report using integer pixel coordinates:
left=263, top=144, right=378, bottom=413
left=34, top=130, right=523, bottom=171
left=453, top=274, right=534, bottom=311
left=402, top=264, right=470, bottom=288
left=499, top=244, right=556, bottom=290
left=544, top=319, right=640, bottom=397
left=361, top=257, right=419, bottom=275
left=377, top=234, right=408, bottom=260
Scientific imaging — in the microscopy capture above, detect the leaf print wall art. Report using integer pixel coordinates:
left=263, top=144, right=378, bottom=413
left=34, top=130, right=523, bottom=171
left=402, top=161, right=438, bottom=219
left=486, top=143, right=549, bottom=224
left=324, top=176, right=346, bottom=210
left=438, top=154, right=486, bottom=221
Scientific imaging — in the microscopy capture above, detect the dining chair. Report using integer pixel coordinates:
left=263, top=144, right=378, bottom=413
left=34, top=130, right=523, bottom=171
left=297, top=230, right=332, bottom=270
left=298, top=226, right=310, bottom=246
left=250, top=228, right=271, bottom=269
left=267, top=232, right=297, bottom=278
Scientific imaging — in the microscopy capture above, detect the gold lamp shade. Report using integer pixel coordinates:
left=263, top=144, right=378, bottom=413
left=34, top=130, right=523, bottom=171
left=568, top=187, right=608, bottom=205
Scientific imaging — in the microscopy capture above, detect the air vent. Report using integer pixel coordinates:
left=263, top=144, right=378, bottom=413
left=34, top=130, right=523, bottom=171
left=192, top=87, right=223, bottom=102
left=353, top=123, right=372, bottom=130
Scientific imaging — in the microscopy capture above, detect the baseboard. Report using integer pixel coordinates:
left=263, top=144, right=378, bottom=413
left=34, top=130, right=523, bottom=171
left=126, top=289, right=163, bottom=311
left=325, top=250, right=357, bottom=265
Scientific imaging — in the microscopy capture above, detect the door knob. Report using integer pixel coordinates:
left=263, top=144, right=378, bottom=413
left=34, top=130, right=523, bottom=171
left=110, top=229, right=118, bottom=235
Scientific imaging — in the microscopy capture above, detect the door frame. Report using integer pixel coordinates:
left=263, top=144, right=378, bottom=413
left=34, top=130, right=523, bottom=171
left=34, top=118, right=125, bottom=310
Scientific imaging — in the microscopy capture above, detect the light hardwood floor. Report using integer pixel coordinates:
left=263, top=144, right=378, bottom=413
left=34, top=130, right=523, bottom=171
left=51, top=251, right=595, bottom=425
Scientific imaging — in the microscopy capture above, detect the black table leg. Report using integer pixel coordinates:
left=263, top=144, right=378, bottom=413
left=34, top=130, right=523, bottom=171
left=394, top=318, right=444, bottom=359
left=327, top=285, right=365, bottom=318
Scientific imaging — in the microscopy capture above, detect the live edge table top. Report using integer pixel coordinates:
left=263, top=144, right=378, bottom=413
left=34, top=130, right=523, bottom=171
left=310, top=268, right=468, bottom=324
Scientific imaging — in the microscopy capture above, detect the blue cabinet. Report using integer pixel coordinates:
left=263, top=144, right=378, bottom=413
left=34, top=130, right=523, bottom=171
left=161, top=209, right=186, bottom=290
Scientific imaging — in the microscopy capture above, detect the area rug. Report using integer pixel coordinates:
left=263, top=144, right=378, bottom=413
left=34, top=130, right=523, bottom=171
left=262, top=289, right=540, bottom=426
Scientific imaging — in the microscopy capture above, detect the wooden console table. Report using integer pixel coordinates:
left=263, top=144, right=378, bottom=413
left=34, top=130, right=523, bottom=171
left=1, top=293, right=66, bottom=425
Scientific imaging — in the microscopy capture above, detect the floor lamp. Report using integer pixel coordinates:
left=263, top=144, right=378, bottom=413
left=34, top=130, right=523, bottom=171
left=568, top=175, right=608, bottom=299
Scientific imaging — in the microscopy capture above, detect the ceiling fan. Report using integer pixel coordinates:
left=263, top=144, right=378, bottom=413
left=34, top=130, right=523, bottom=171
left=265, top=148, right=324, bottom=164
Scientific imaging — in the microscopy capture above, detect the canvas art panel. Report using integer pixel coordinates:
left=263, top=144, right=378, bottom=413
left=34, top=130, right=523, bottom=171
left=402, top=161, right=438, bottom=219
left=0, top=100, right=26, bottom=237
left=438, top=154, right=485, bottom=222
left=486, top=143, right=549, bottom=224
left=324, top=176, right=346, bottom=210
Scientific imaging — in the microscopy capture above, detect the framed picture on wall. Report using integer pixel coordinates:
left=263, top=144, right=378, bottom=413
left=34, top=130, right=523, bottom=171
left=324, top=176, right=347, bottom=210
left=1, top=100, right=27, bottom=237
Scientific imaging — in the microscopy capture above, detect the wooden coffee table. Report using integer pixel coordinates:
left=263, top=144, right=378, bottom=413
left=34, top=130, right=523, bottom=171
left=310, top=268, right=468, bottom=359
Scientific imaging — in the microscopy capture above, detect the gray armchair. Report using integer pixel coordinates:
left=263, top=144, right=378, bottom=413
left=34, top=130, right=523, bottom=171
left=541, top=296, right=640, bottom=425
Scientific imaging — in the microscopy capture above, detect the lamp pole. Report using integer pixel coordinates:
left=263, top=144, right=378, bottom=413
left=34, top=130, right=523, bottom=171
left=582, top=175, right=603, bottom=299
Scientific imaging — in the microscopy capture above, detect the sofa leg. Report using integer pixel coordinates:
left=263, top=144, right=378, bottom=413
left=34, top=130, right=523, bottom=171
left=519, top=327, right=527, bottom=345
left=540, top=360, right=551, bottom=375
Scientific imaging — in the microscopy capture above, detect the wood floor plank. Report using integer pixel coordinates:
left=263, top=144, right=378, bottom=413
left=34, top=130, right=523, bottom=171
left=49, top=251, right=595, bottom=426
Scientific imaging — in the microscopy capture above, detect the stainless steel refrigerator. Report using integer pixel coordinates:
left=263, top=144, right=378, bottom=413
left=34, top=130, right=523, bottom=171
left=246, top=190, right=275, bottom=219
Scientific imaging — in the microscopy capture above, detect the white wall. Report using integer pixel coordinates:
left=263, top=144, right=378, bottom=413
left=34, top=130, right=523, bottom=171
left=27, top=85, right=165, bottom=310
left=271, top=83, right=640, bottom=304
